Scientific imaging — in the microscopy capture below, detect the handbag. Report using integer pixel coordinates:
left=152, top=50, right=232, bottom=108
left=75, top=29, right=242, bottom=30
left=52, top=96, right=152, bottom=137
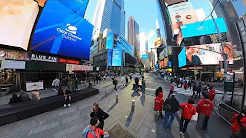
left=163, top=104, right=171, bottom=111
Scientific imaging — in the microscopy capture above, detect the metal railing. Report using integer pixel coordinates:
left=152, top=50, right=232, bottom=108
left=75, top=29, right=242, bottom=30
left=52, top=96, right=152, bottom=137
left=213, top=98, right=241, bottom=125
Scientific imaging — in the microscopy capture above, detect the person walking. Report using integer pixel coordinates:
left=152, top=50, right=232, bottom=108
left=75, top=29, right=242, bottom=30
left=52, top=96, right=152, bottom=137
left=82, top=117, right=109, bottom=138
left=196, top=92, right=214, bottom=131
left=155, top=87, right=163, bottom=97
left=188, top=79, right=192, bottom=90
left=154, top=92, right=164, bottom=117
left=192, top=82, right=197, bottom=98
left=163, top=94, right=180, bottom=129
left=141, top=79, right=146, bottom=94
left=196, top=82, right=202, bottom=98
left=179, top=98, right=196, bottom=135
left=168, top=82, right=175, bottom=97
left=52, top=78, right=60, bottom=91
left=113, top=79, right=118, bottom=91
left=231, top=108, right=246, bottom=133
left=90, top=103, right=109, bottom=131
left=121, top=76, right=125, bottom=87
left=208, top=85, right=216, bottom=101
left=125, top=76, right=129, bottom=86
left=64, top=87, right=72, bottom=107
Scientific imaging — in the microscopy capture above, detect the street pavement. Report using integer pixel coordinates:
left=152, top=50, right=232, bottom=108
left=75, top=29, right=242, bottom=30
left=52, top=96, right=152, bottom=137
left=0, top=73, right=232, bottom=138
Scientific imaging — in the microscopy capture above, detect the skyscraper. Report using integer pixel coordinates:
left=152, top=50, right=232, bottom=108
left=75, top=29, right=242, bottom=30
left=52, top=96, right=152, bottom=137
left=139, top=32, right=148, bottom=56
left=128, top=16, right=140, bottom=58
left=92, top=0, right=125, bottom=39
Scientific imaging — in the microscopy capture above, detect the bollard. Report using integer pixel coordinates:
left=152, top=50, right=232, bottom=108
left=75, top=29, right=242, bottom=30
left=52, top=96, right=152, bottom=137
left=131, top=100, right=135, bottom=111
left=116, top=94, right=119, bottom=103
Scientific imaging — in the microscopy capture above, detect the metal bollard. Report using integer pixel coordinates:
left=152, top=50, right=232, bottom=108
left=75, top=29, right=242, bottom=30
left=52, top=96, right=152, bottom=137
left=131, top=100, right=135, bottom=111
left=116, top=94, right=118, bottom=103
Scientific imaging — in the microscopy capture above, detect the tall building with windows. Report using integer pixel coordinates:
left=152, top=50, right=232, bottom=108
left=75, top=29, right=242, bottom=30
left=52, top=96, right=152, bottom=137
left=128, top=16, right=140, bottom=58
left=139, top=32, right=148, bottom=56
left=92, top=0, right=125, bottom=39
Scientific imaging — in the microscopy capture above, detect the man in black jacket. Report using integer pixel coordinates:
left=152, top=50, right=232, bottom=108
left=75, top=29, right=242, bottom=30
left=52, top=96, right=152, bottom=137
left=163, top=94, right=180, bottom=129
left=90, top=103, right=109, bottom=131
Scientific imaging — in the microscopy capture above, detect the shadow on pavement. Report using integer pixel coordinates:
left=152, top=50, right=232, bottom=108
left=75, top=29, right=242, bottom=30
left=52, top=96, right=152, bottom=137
left=125, top=111, right=134, bottom=127
left=140, top=94, right=145, bottom=106
left=155, top=117, right=176, bottom=138
left=107, top=103, right=117, bottom=112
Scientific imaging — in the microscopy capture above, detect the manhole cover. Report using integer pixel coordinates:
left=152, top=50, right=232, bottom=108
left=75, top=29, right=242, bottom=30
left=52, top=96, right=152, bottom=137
left=109, top=123, right=136, bottom=138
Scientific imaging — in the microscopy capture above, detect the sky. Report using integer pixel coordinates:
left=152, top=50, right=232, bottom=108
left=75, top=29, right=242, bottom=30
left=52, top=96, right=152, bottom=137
left=84, top=0, right=159, bottom=52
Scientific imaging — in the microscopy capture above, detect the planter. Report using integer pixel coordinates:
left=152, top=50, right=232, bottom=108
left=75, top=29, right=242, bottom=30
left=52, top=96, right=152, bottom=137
left=218, top=105, right=236, bottom=121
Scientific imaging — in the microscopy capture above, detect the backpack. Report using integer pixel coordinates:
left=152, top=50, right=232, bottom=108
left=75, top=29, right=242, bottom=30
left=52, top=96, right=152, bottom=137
left=82, top=125, right=96, bottom=138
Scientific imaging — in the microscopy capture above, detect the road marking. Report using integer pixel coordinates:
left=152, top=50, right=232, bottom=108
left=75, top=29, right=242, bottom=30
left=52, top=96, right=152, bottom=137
left=28, top=122, right=59, bottom=136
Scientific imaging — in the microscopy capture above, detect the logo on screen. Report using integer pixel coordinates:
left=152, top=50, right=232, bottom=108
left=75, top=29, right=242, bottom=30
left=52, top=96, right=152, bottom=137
left=66, top=24, right=77, bottom=35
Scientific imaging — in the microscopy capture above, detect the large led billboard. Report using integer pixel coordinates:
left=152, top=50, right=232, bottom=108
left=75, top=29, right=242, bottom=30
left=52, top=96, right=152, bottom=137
left=165, top=0, right=187, bottom=6
left=32, top=0, right=93, bottom=60
left=178, top=43, right=233, bottom=67
left=0, top=0, right=39, bottom=50
left=106, top=31, right=114, bottom=49
left=112, top=48, right=122, bottom=66
left=58, top=0, right=89, bottom=17
left=231, top=0, right=246, bottom=17
left=181, top=18, right=228, bottom=38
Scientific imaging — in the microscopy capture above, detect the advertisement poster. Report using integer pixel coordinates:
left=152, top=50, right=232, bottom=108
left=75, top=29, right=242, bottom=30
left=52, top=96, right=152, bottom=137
left=107, top=49, right=112, bottom=67
left=112, top=48, right=122, bottom=67
left=106, top=32, right=114, bottom=49
left=178, top=48, right=186, bottom=67
left=165, top=0, right=187, bottom=6
left=0, top=0, right=39, bottom=50
left=66, top=64, right=93, bottom=72
left=31, top=54, right=58, bottom=62
left=0, top=49, right=29, bottom=60
left=181, top=18, right=228, bottom=38
left=32, top=0, right=93, bottom=60
left=26, top=81, right=44, bottom=91
left=3, top=60, right=26, bottom=69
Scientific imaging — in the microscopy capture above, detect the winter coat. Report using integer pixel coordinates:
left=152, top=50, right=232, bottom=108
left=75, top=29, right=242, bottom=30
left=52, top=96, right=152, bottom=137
left=154, top=92, right=164, bottom=111
left=164, top=97, right=180, bottom=113
left=180, top=103, right=196, bottom=120
left=155, top=87, right=162, bottom=97
left=208, top=89, right=216, bottom=101
left=90, top=108, right=109, bottom=124
left=231, top=114, right=246, bottom=132
left=196, top=99, right=214, bottom=116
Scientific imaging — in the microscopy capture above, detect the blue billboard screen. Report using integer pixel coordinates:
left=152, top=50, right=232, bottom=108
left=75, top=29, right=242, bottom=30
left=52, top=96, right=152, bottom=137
left=181, top=18, right=228, bottom=38
left=59, top=0, right=89, bottom=17
left=32, top=0, right=93, bottom=60
left=112, top=48, right=122, bottom=66
left=107, top=49, right=112, bottom=67
left=106, top=31, right=114, bottom=49
left=168, top=61, right=172, bottom=67
left=142, top=54, right=148, bottom=59
left=231, top=0, right=246, bottom=17
left=178, top=48, right=186, bottom=67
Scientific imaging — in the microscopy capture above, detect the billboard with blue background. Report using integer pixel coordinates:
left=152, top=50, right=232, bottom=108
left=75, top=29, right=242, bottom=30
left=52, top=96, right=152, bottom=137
left=106, top=31, right=114, bottom=49
left=112, top=48, right=122, bottom=66
left=32, top=0, right=93, bottom=60
left=178, top=48, right=186, bottom=67
left=107, top=49, right=113, bottom=67
left=142, top=54, right=148, bottom=59
left=231, top=0, right=246, bottom=17
left=58, top=0, right=89, bottom=17
left=168, top=61, right=172, bottom=68
left=181, top=18, right=227, bottom=38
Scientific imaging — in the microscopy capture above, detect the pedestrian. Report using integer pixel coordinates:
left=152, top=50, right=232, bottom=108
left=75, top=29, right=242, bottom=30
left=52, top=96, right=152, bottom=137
left=154, top=92, right=164, bottom=117
left=184, top=82, right=188, bottom=90
left=208, top=85, right=216, bottom=101
left=113, top=79, right=118, bottom=91
left=125, top=76, right=128, bottom=86
left=82, top=116, right=109, bottom=138
left=9, top=94, right=20, bottom=104
left=155, top=87, right=163, bottom=97
left=188, top=79, right=192, bottom=90
left=74, top=78, right=79, bottom=90
left=192, top=82, right=197, bottom=98
left=231, top=108, right=246, bottom=133
left=196, top=82, right=202, bottom=98
left=64, top=87, right=72, bottom=107
left=179, top=98, right=196, bottom=135
left=141, top=79, right=146, bottom=94
left=135, top=77, right=139, bottom=87
left=121, top=76, right=125, bottom=87
left=90, top=103, right=109, bottom=131
left=52, top=78, right=60, bottom=91
left=168, top=82, right=175, bottom=97
left=163, top=94, right=180, bottom=129
left=94, top=75, right=96, bottom=84
left=196, top=92, right=214, bottom=131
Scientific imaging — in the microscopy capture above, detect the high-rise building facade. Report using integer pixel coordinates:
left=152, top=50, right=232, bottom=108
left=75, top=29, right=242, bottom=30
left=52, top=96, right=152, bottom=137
left=128, top=16, right=140, bottom=58
left=92, top=0, right=125, bottom=39
left=139, top=32, right=148, bottom=56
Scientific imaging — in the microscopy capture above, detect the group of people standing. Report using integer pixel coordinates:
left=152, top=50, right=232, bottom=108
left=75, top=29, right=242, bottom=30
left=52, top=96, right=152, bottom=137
left=154, top=86, right=214, bottom=136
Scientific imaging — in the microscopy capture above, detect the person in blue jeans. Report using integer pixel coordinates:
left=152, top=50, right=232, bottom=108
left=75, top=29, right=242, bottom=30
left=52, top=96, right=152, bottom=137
left=163, top=94, right=180, bottom=129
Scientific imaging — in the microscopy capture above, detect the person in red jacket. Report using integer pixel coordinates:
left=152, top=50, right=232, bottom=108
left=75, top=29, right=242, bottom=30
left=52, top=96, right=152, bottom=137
left=231, top=108, right=246, bottom=133
left=155, top=92, right=164, bottom=117
left=179, top=98, right=196, bottom=135
left=208, top=85, right=216, bottom=101
left=196, top=92, right=214, bottom=131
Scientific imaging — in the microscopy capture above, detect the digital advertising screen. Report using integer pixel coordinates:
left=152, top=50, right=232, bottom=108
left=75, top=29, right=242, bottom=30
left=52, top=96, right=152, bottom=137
left=58, top=0, right=89, bottom=17
left=32, top=0, right=93, bottom=60
left=142, top=54, right=149, bottom=59
left=178, top=48, right=186, bottom=68
left=107, top=49, right=112, bottom=67
left=181, top=18, right=228, bottom=38
left=106, top=31, right=114, bottom=49
left=0, top=0, right=39, bottom=50
left=112, top=48, right=122, bottom=66
left=168, top=61, right=172, bottom=67
left=231, top=0, right=246, bottom=17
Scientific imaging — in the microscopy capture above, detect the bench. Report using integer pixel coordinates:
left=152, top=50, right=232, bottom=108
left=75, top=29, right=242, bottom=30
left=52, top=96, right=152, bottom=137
left=0, top=88, right=99, bottom=126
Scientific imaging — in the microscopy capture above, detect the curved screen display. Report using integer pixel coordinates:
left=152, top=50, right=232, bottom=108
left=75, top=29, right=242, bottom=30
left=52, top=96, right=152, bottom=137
left=32, top=0, right=93, bottom=60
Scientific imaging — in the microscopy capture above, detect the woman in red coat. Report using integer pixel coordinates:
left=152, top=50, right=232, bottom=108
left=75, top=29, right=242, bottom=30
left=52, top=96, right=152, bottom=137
left=231, top=108, right=246, bottom=133
left=208, top=85, right=216, bottom=101
left=179, top=98, right=196, bottom=135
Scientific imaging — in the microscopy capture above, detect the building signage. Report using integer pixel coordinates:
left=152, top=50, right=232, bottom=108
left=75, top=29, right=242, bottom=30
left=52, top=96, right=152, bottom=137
left=142, top=54, right=149, bottom=59
left=26, top=81, right=44, bottom=91
left=0, top=49, right=29, bottom=60
left=66, top=64, right=93, bottom=72
left=112, top=48, right=122, bottom=67
left=59, top=58, right=79, bottom=64
left=31, top=54, right=57, bottom=62
left=180, top=66, right=203, bottom=70
left=3, top=60, right=25, bottom=69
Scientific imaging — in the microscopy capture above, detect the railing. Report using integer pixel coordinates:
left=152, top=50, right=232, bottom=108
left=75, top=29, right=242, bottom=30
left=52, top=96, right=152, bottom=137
left=213, top=98, right=240, bottom=125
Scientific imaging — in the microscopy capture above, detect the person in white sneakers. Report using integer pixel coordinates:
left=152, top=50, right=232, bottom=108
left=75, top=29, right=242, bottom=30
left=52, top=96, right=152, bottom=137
left=64, top=87, right=72, bottom=107
left=121, top=76, right=125, bottom=87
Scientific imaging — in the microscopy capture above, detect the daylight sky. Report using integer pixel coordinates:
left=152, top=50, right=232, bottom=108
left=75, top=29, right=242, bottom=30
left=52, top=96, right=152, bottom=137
left=84, top=0, right=159, bottom=52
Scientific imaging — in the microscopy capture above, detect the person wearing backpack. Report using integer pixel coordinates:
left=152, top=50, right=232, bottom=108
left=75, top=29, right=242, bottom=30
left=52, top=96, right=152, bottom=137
left=82, top=117, right=108, bottom=138
left=179, top=98, right=196, bottom=136
left=163, top=94, right=180, bottom=129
